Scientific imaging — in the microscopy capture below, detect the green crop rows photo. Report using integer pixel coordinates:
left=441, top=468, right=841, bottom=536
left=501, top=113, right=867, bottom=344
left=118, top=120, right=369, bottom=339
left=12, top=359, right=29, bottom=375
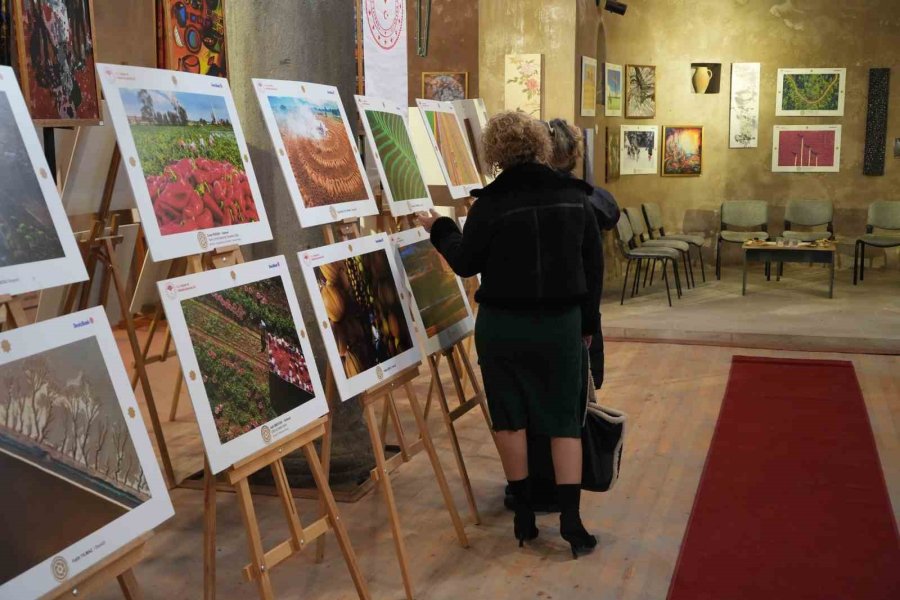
left=366, top=110, right=427, bottom=202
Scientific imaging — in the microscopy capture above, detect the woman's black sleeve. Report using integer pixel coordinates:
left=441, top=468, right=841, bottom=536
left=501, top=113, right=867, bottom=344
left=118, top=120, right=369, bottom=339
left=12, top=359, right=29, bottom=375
left=429, top=202, right=490, bottom=278
left=580, top=198, right=603, bottom=335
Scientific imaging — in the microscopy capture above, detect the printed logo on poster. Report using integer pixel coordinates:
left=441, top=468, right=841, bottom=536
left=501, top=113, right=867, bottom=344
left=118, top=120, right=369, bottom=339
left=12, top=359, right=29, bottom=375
left=376, top=365, right=384, bottom=381
left=50, top=556, right=69, bottom=581
left=365, top=0, right=404, bottom=50
left=0, top=340, right=10, bottom=353
left=261, top=425, right=273, bottom=444
left=198, top=231, right=209, bottom=250
left=164, top=283, right=177, bottom=300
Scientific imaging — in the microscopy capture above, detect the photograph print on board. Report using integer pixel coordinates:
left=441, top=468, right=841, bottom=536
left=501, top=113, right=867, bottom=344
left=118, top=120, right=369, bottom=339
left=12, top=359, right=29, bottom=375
left=158, top=258, right=327, bottom=473
left=620, top=124, right=659, bottom=175
left=662, top=126, right=703, bottom=176
left=604, top=63, right=623, bottom=117
left=416, top=99, right=481, bottom=199
left=625, top=64, right=656, bottom=118
left=392, top=227, right=474, bottom=355
left=356, top=95, right=433, bottom=216
left=300, top=234, right=421, bottom=401
left=776, top=68, right=846, bottom=116
left=771, top=125, right=841, bottom=173
left=100, top=64, right=272, bottom=261
left=0, top=308, right=172, bottom=599
left=254, top=79, right=377, bottom=227
left=0, top=67, right=87, bottom=296
left=160, top=0, right=227, bottom=78
left=12, top=0, right=101, bottom=124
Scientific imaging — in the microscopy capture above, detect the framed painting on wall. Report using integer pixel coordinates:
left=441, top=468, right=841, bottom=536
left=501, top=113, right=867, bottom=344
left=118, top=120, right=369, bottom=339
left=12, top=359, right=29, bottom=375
left=775, top=68, right=846, bottom=116
left=662, top=126, right=703, bottom=176
left=581, top=57, right=597, bottom=117
left=253, top=79, right=377, bottom=227
left=730, top=62, right=761, bottom=148
left=299, top=234, right=422, bottom=401
left=356, top=95, right=434, bottom=216
left=157, top=257, right=328, bottom=474
left=391, top=227, right=474, bottom=356
left=605, top=127, right=621, bottom=182
left=0, top=308, right=174, bottom=599
left=625, top=64, right=656, bottom=118
left=0, top=66, right=87, bottom=296
left=772, top=125, right=841, bottom=173
left=99, top=64, right=272, bottom=261
left=620, top=124, right=658, bottom=175
left=604, top=63, right=623, bottom=117
left=691, top=63, right=722, bottom=94
left=160, top=0, right=228, bottom=78
left=504, top=53, right=542, bottom=118
left=416, top=99, right=482, bottom=199
left=11, top=0, right=102, bottom=125
left=421, top=72, right=468, bottom=101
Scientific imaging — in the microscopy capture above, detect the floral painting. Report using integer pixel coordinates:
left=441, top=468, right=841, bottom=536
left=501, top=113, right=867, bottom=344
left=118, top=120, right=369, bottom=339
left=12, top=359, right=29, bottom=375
left=625, top=64, right=656, bottom=118
left=504, top=53, right=542, bottom=118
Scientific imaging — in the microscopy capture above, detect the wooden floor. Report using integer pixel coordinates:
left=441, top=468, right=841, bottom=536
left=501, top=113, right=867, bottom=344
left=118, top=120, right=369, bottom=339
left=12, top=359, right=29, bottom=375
left=86, top=340, right=900, bottom=600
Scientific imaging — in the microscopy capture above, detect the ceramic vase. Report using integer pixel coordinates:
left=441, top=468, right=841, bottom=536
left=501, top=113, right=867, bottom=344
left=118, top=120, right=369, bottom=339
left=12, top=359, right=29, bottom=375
left=692, top=67, right=713, bottom=93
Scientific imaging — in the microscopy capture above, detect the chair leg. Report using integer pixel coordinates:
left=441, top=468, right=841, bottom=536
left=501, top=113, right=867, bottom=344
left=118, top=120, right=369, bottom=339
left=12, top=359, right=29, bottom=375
left=662, top=259, right=672, bottom=307
left=777, top=261, right=784, bottom=281
left=620, top=259, right=632, bottom=305
left=671, top=258, right=682, bottom=299
left=765, top=261, right=771, bottom=281
left=698, top=245, right=706, bottom=283
left=853, top=241, right=860, bottom=285
left=643, top=258, right=652, bottom=287
left=682, top=251, right=692, bottom=289
left=631, top=259, right=642, bottom=297
left=716, top=238, right=722, bottom=280
left=649, top=259, right=657, bottom=287
left=860, top=243, right=866, bottom=281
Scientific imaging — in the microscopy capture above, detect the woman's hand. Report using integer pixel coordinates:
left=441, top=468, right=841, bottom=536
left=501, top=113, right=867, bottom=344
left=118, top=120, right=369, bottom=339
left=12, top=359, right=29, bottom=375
left=416, top=210, right=443, bottom=233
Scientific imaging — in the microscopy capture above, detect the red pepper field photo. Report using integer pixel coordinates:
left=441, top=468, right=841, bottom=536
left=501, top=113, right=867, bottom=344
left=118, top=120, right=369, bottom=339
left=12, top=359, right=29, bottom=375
left=120, top=88, right=260, bottom=235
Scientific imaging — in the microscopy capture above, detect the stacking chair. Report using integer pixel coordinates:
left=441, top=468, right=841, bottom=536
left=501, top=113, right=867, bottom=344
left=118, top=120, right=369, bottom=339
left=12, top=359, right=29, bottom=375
left=615, top=213, right=682, bottom=306
left=641, top=202, right=707, bottom=282
left=778, top=200, right=834, bottom=278
left=854, top=200, right=900, bottom=285
left=717, top=200, right=769, bottom=280
left=624, top=207, right=694, bottom=288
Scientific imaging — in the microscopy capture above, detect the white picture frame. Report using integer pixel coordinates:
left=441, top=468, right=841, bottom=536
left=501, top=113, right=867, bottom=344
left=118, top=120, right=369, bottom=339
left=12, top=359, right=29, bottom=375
left=620, top=124, right=659, bottom=175
left=0, top=66, right=87, bottom=296
left=771, top=125, right=842, bottom=173
left=299, top=233, right=422, bottom=401
left=156, top=257, right=327, bottom=474
left=253, top=79, right=378, bottom=227
left=604, top=63, right=624, bottom=118
left=390, top=227, right=474, bottom=356
left=414, top=99, right=482, bottom=199
left=775, top=68, right=846, bottom=117
left=0, top=307, right=173, bottom=599
left=99, top=64, right=273, bottom=261
left=355, top=95, right=434, bottom=216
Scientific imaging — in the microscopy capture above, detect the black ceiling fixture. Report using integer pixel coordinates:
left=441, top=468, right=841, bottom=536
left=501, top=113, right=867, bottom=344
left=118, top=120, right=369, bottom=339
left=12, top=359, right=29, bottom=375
left=604, top=1, right=628, bottom=15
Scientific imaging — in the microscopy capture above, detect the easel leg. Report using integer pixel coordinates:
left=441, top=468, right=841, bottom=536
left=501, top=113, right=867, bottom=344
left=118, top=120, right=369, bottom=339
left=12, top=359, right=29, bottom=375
left=116, top=569, right=143, bottom=600
left=234, top=478, right=276, bottom=600
left=363, top=401, right=415, bottom=600
left=131, top=304, right=163, bottom=390
left=315, top=372, right=339, bottom=564
left=203, top=461, right=216, bottom=600
left=303, top=443, right=372, bottom=600
left=403, top=383, right=470, bottom=548
left=386, top=391, right=410, bottom=461
left=168, top=370, right=184, bottom=422
left=457, top=345, right=494, bottom=437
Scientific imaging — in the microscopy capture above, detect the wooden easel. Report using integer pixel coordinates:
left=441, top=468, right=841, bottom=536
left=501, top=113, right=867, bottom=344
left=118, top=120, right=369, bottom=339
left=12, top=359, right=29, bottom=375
left=0, top=295, right=152, bottom=599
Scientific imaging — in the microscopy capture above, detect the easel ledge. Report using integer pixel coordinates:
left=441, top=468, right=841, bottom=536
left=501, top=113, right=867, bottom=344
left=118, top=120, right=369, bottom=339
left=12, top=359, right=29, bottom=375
left=39, top=534, right=151, bottom=600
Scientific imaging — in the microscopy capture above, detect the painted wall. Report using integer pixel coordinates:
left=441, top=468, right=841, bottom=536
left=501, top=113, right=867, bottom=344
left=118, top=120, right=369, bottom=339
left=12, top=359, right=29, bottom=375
left=597, top=0, right=900, bottom=244
left=479, top=0, right=577, bottom=122
left=93, top=0, right=157, bottom=68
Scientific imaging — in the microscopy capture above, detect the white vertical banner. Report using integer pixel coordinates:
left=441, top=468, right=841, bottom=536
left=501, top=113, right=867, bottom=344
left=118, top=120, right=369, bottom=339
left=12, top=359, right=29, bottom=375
left=362, top=0, right=409, bottom=109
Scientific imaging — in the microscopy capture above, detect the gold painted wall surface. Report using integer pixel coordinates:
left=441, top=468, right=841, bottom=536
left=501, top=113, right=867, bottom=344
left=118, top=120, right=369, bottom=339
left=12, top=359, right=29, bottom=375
left=599, top=0, right=900, bottom=237
left=479, top=0, right=577, bottom=122
left=93, top=0, right=157, bottom=68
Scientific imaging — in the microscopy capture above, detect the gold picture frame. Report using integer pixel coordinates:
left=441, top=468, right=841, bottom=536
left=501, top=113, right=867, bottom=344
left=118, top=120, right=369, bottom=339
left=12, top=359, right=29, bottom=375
left=421, top=71, right=468, bottom=101
left=661, top=125, right=704, bottom=177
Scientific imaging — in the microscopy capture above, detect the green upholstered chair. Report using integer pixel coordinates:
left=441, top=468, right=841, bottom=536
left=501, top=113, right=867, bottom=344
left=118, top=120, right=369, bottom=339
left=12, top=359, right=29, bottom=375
left=615, top=213, right=682, bottom=306
left=624, top=207, right=694, bottom=289
left=854, top=201, right=900, bottom=285
left=641, top=202, right=707, bottom=282
left=783, top=200, right=834, bottom=242
left=717, top=201, right=769, bottom=280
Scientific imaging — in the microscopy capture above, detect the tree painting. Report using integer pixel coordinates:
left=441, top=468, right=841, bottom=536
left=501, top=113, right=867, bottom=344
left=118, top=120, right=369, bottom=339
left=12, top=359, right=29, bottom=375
left=625, top=65, right=656, bottom=118
left=0, top=337, right=151, bottom=510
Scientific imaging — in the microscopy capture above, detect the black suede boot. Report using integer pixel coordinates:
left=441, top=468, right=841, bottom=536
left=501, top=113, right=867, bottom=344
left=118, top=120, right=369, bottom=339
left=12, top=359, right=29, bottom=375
left=508, top=478, right=539, bottom=547
left=557, top=484, right=597, bottom=558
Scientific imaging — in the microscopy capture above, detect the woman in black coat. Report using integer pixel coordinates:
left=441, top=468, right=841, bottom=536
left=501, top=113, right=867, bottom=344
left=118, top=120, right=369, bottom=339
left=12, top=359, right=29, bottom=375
left=419, top=111, right=603, bottom=558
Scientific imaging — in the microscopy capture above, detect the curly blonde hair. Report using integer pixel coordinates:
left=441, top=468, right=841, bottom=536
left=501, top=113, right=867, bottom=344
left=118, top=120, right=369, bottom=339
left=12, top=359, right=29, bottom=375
left=482, top=111, right=552, bottom=174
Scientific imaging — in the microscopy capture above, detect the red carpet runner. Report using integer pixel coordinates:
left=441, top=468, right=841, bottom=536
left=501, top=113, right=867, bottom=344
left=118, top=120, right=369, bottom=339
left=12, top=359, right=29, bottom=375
left=667, top=356, right=900, bottom=600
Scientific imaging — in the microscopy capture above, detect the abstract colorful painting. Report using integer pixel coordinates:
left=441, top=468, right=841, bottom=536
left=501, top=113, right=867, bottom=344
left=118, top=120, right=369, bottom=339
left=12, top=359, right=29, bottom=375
left=776, top=68, right=846, bottom=116
left=12, top=0, right=101, bottom=125
left=604, top=63, right=623, bottom=117
left=605, top=127, right=621, bottom=182
left=625, top=65, right=656, bottom=118
left=504, top=53, right=542, bottom=118
left=417, top=99, right=481, bottom=199
left=730, top=62, right=761, bottom=149
left=392, top=227, right=473, bottom=355
left=772, top=125, right=841, bottom=173
left=158, top=258, right=327, bottom=473
left=581, top=57, right=597, bottom=117
left=300, top=234, right=421, bottom=400
left=0, top=308, right=172, bottom=598
left=620, top=124, right=658, bottom=175
left=662, top=126, right=703, bottom=176
left=255, top=79, right=376, bottom=227
left=101, top=64, right=271, bottom=260
left=422, top=72, right=467, bottom=101
left=160, top=0, right=227, bottom=78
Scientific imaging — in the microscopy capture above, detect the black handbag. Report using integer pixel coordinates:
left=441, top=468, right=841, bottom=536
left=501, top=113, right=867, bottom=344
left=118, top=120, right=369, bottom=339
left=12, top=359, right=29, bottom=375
left=581, top=350, right=626, bottom=492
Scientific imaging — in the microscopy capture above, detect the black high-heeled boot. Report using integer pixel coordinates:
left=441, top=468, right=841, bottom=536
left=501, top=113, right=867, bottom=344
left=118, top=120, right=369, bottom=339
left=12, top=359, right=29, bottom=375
left=508, top=478, right=538, bottom=547
left=557, top=484, right=597, bottom=559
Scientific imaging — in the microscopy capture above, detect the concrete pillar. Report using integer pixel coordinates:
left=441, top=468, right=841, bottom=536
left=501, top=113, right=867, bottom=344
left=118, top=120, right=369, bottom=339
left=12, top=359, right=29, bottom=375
left=227, top=0, right=375, bottom=489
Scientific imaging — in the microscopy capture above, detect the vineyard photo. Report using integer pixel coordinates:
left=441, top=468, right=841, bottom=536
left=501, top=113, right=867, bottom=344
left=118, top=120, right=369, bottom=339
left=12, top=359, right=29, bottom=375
left=426, top=110, right=480, bottom=186
left=182, top=277, right=315, bottom=444
left=120, top=88, right=259, bottom=235
left=365, top=110, right=428, bottom=202
left=0, top=91, right=65, bottom=268
left=314, top=250, right=414, bottom=378
left=398, top=240, right=468, bottom=338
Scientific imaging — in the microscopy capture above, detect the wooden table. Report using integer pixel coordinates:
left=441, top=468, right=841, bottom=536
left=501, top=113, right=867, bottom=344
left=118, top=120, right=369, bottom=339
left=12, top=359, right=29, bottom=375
left=742, top=241, right=836, bottom=298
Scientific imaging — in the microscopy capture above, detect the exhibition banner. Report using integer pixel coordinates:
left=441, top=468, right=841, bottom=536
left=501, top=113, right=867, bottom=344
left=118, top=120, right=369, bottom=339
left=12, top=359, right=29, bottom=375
left=362, top=0, right=408, bottom=110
